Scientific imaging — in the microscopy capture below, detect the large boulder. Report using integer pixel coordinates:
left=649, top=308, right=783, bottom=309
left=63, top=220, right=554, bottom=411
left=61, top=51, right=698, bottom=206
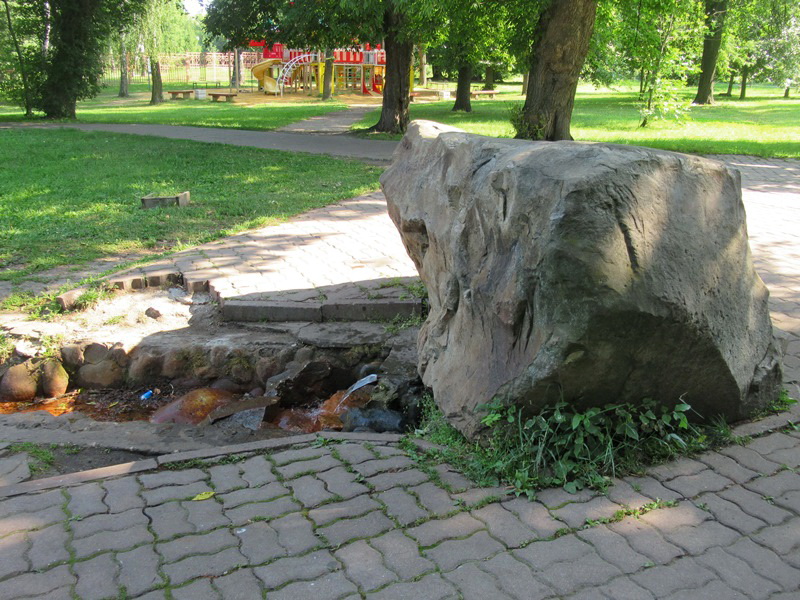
left=381, top=121, right=782, bottom=437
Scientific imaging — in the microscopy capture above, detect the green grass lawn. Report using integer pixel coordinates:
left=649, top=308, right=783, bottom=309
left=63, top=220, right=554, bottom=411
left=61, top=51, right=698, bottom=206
left=355, top=83, right=800, bottom=158
left=0, top=83, right=349, bottom=131
left=0, top=128, right=381, bottom=282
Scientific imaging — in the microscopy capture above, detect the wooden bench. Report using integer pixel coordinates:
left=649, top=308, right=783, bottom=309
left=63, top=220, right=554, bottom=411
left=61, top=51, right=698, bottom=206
left=470, top=90, right=497, bottom=99
left=209, top=92, right=237, bottom=103
left=167, top=90, right=194, bottom=100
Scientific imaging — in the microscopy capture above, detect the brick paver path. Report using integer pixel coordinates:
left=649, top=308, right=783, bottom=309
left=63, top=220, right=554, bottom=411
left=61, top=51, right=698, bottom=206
left=1, top=427, right=799, bottom=599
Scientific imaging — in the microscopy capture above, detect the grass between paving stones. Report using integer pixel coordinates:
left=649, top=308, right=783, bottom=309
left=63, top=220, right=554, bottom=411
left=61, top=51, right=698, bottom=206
left=0, top=84, right=350, bottom=131
left=408, top=390, right=798, bottom=499
left=0, top=127, right=381, bottom=292
left=353, top=82, right=800, bottom=158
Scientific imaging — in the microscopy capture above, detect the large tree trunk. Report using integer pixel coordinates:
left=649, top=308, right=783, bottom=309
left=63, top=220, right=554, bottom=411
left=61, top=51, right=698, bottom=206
left=150, top=57, right=163, bottom=104
left=232, top=48, right=241, bottom=88
left=322, top=49, right=334, bottom=100
left=418, top=46, right=427, bottom=86
left=693, top=0, right=728, bottom=104
left=372, top=8, right=413, bottom=134
left=452, top=65, right=472, bottom=112
left=483, top=65, right=495, bottom=91
left=2, top=0, right=33, bottom=116
left=739, top=65, right=748, bottom=100
left=518, top=0, right=597, bottom=141
left=118, top=34, right=129, bottom=97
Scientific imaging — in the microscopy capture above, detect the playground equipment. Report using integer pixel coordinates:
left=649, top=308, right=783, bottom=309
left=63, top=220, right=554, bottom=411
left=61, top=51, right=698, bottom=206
left=251, top=59, right=281, bottom=93
left=248, top=42, right=386, bottom=96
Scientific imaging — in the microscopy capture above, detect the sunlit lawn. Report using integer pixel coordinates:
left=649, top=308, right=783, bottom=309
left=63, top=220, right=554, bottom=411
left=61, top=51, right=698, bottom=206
left=355, top=83, right=800, bottom=158
left=0, top=128, right=381, bottom=282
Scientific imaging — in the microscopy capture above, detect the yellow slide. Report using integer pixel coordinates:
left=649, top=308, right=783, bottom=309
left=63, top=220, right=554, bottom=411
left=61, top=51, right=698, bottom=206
left=251, top=59, right=281, bottom=93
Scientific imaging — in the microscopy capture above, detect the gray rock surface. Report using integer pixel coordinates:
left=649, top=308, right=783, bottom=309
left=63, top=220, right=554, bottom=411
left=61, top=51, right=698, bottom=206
left=381, top=121, right=782, bottom=436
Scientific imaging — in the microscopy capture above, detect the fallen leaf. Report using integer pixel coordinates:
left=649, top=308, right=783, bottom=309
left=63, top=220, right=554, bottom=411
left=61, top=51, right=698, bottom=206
left=191, top=491, right=216, bottom=501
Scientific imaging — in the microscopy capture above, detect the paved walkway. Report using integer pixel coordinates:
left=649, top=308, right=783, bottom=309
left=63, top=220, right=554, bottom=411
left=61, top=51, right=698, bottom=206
left=1, top=415, right=800, bottom=600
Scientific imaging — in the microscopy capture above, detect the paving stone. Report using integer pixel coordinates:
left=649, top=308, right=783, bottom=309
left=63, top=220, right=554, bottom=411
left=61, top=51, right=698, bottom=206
left=651, top=517, right=740, bottom=555
left=335, top=539, right=398, bottom=592
left=470, top=503, right=538, bottom=547
left=694, top=492, right=767, bottom=534
left=537, top=552, right=621, bottom=595
left=73, top=552, right=120, bottom=600
left=72, top=507, right=149, bottom=539
left=271, top=446, right=325, bottom=467
left=451, top=485, right=510, bottom=506
left=308, top=494, right=381, bottom=526
left=117, top=544, right=164, bottom=597
left=0, top=564, right=75, bottom=599
left=747, top=432, right=797, bottom=456
left=432, top=464, right=473, bottom=493
left=0, top=504, right=65, bottom=537
left=631, top=556, right=716, bottom=596
left=352, top=455, right=415, bottom=478
left=719, top=445, right=781, bottom=474
left=319, top=510, right=394, bottom=547
left=726, top=537, right=800, bottom=592
left=367, top=468, right=429, bottom=492
left=478, top=552, right=554, bottom=600
left=219, top=481, right=289, bottom=508
left=368, top=530, right=434, bottom=580
left=270, top=512, right=320, bottom=555
left=664, top=579, right=748, bottom=600
left=622, top=476, right=683, bottom=502
left=142, top=481, right=213, bottom=506
left=208, top=463, right=245, bottom=493
left=140, top=469, right=206, bottom=489
left=27, top=523, right=69, bottom=570
left=213, top=568, right=263, bottom=598
left=163, top=546, right=247, bottom=586
left=535, top=486, right=597, bottom=508
left=695, top=450, right=759, bottom=484
left=425, top=530, right=505, bottom=572
left=766, top=445, right=800, bottom=468
left=235, top=520, right=285, bottom=564
left=226, top=495, right=300, bottom=525
left=647, top=458, right=707, bottom=481
left=607, top=517, right=684, bottom=564
left=316, top=466, right=371, bottom=499
left=240, top=455, right=278, bottom=487
left=268, top=570, right=359, bottom=600
left=696, top=546, right=781, bottom=600
left=551, top=495, right=622, bottom=529
left=605, top=479, right=652, bottom=508
left=593, top=577, right=655, bottom=599
left=67, top=482, right=108, bottom=519
left=158, top=528, right=238, bottom=563
left=133, top=589, right=168, bottom=600
left=0, top=532, right=29, bottom=579
left=407, top=512, right=485, bottom=547
left=577, top=525, right=652, bottom=574
left=171, top=578, right=220, bottom=600
left=0, top=454, right=30, bottom=487
left=367, top=572, right=458, bottom=600
left=73, top=523, right=154, bottom=558
left=287, top=474, right=336, bottom=507
left=371, top=445, right=406, bottom=458
left=375, top=487, right=426, bottom=526
left=146, top=502, right=193, bottom=540
left=661, top=469, right=733, bottom=497
left=719, top=485, right=794, bottom=525
left=335, top=443, right=380, bottom=465
left=28, top=587, right=73, bottom=600
left=443, top=562, right=515, bottom=600
left=410, top=481, right=461, bottom=517
left=102, top=477, right=144, bottom=513
left=276, top=455, right=342, bottom=479
left=254, top=549, right=339, bottom=589
left=745, top=469, right=800, bottom=499
left=752, top=517, right=800, bottom=558
left=501, top=497, right=564, bottom=539
left=182, top=498, right=231, bottom=532
left=0, top=489, right=63, bottom=519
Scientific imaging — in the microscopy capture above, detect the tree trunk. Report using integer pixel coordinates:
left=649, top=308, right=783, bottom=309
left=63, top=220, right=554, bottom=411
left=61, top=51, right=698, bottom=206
left=693, top=0, right=728, bottom=104
left=232, top=48, right=241, bottom=88
left=518, top=0, right=597, bottom=141
left=118, top=35, right=129, bottom=97
left=150, top=58, right=163, bottom=104
left=2, top=0, right=33, bottom=116
left=522, top=71, right=529, bottom=95
left=784, top=86, right=790, bottom=98
left=452, top=65, right=473, bottom=112
left=724, top=70, right=734, bottom=96
left=418, top=46, right=427, bottom=86
left=372, top=8, right=413, bottom=134
left=322, top=49, right=334, bottom=100
left=41, top=0, right=50, bottom=58
left=739, top=66, right=748, bottom=100
left=483, top=65, right=495, bottom=91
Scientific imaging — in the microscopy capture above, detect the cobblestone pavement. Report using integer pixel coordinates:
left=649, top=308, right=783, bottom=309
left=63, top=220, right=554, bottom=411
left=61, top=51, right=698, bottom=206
left=1, top=422, right=800, bottom=600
